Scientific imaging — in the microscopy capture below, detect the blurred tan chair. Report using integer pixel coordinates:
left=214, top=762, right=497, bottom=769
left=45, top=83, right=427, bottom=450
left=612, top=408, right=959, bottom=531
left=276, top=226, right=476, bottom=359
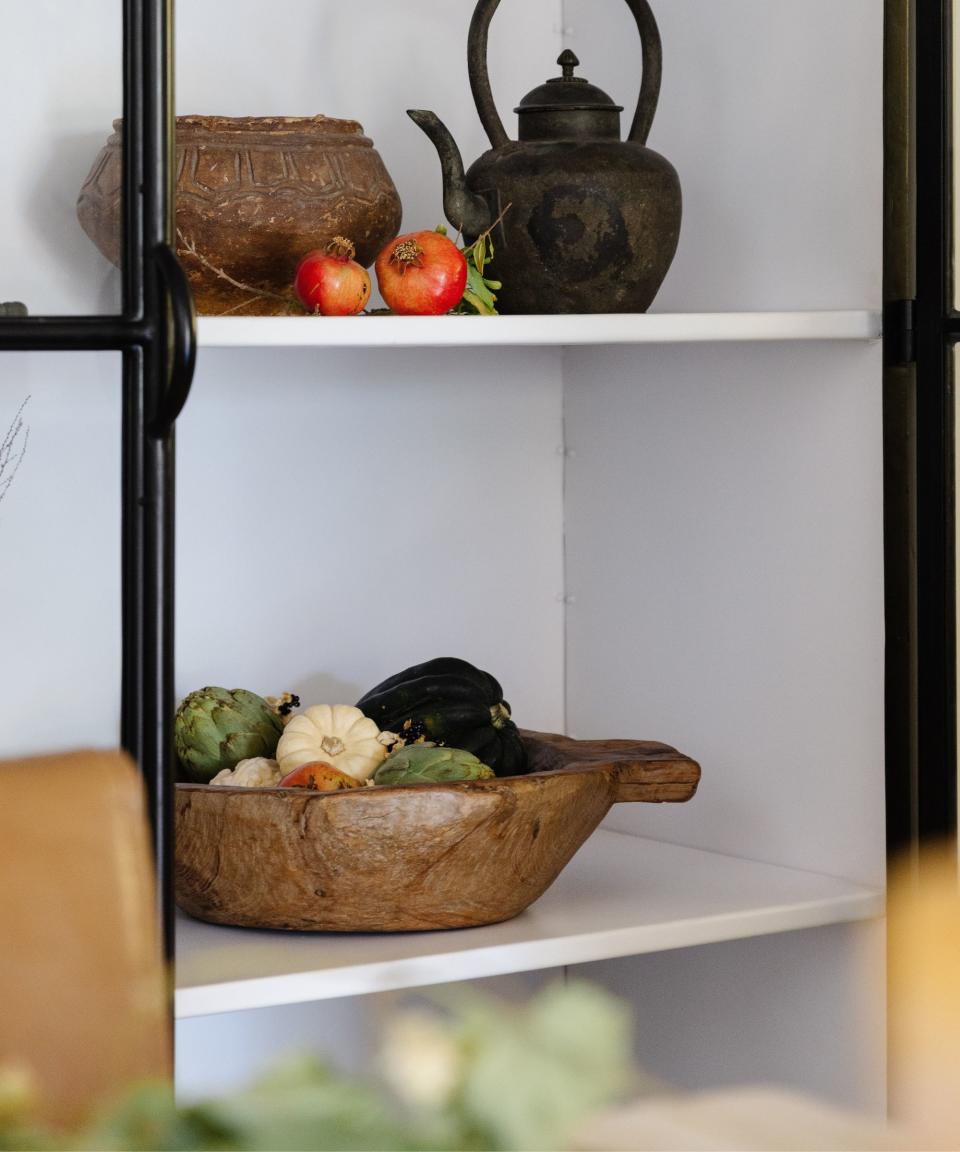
left=0, top=749, right=170, bottom=1127
left=888, top=841, right=960, bottom=1147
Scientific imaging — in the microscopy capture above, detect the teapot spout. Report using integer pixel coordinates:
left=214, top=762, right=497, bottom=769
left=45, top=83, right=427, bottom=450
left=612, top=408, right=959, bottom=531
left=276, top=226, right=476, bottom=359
left=407, top=110, right=491, bottom=240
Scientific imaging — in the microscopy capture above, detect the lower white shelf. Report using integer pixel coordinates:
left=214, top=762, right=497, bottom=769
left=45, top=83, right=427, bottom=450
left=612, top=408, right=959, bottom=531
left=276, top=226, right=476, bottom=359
left=175, top=829, right=883, bottom=1019
left=196, top=310, right=881, bottom=349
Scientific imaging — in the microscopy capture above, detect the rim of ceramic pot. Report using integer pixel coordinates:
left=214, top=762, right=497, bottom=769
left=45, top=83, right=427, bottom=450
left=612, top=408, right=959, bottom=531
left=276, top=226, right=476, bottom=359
left=108, top=114, right=368, bottom=141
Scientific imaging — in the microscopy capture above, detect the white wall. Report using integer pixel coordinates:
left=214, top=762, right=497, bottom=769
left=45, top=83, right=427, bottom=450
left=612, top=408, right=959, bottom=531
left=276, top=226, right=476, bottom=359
left=0, top=355, right=121, bottom=754
left=175, top=347, right=565, bottom=729
left=574, top=920, right=887, bottom=1114
left=563, top=0, right=883, bottom=311
left=564, top=342, right=886, bottom=887
left=0, top=2, right=122, bottom=315
left=559, top=0, right=884, bottom=886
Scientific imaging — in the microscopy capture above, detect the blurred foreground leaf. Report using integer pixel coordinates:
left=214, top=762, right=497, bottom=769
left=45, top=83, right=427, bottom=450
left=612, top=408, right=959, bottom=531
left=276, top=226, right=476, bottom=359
left=194, top=1056, right=410, bottom=1151
left=440, top=980, right=634, bottom=1150
left=79, top=1082, right=237, bottom=1151
left=0, top=980, right=636, bottom=1152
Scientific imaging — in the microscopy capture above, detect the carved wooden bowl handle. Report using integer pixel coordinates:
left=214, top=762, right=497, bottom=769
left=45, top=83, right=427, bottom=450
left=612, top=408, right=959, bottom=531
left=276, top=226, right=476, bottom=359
left=519, top=731, right=700, bottom=804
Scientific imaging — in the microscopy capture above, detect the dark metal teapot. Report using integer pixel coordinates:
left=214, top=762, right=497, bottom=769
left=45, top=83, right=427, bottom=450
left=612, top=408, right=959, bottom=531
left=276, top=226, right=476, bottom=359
left=408, top=0, right=681, bottom=314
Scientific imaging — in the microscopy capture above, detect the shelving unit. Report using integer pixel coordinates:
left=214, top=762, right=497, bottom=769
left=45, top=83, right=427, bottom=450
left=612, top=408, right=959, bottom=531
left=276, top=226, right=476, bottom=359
left=173, top=0, right=889, bottom=1098
left=1, top=0, right=902, bottom=1115
left=176, top=829, right=883, bottom=1017
left=197, top=310, right=882, bottom=349
left=177, top=306, right=887, bottom=1050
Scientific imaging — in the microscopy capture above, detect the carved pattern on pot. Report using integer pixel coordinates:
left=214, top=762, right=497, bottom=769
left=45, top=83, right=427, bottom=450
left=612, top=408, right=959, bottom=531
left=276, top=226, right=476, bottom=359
left=77, top=115, right=403, bottom=316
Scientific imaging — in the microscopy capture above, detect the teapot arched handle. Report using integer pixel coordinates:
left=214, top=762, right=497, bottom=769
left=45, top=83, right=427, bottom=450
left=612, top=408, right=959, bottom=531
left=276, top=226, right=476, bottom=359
left=468, top=0, right=663, bottom=149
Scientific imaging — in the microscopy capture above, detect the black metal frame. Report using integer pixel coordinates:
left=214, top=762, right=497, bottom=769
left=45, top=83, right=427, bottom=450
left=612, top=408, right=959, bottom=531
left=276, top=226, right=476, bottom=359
left=0, top=0, right=194, bottom=960
left=913, top=0, right=959, bottom=852
left=884, top=0, right=959, bottom=864
left=884, top=0, right=917, bottom=860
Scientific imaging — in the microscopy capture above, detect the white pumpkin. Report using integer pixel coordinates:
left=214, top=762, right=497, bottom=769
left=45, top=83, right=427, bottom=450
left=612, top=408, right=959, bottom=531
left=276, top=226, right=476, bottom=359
left=276, top=704, right=389, bottom=782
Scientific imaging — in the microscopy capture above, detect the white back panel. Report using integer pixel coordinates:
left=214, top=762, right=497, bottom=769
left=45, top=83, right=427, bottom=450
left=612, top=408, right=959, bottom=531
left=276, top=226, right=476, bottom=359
left=0, top=2, right=122, bottom=314
left=564, top=342, right=885, bottom=886
left=573, top=921, right=887, bottom=1113
left=562, top=0, right=883, bottom=311
left=0, top=356, right=121, bottom=754
left=175, top=348, right=565, bottom=729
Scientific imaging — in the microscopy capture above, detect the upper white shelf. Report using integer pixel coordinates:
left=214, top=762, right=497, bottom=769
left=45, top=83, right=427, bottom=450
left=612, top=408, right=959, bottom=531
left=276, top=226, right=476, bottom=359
left=175, top=829, right=883, bottom=1018
left=197, top=310, right=882, bottom=350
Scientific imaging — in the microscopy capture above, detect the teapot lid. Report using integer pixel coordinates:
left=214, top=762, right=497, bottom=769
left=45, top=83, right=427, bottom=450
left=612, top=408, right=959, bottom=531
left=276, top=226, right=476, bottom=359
left=515, top=50, right=623, bottom=117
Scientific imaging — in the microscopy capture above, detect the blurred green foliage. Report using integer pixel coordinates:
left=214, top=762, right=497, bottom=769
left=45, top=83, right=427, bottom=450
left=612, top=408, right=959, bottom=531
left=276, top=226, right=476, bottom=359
left=0, top=980, right=639, bottom=1152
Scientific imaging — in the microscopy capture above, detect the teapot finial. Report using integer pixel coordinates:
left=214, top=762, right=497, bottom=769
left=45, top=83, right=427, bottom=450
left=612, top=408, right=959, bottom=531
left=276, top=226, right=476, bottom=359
left=557, top=49, right=580, bottom=80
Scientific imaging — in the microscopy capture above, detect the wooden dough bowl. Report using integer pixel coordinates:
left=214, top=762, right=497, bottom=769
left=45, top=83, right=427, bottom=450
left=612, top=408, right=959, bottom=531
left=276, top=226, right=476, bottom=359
left=175, top=730, right=701, bottom=933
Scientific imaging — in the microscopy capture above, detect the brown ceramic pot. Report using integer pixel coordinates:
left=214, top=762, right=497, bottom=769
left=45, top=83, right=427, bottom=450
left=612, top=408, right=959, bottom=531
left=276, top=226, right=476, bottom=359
left=77, top=115, right=403, bottom=315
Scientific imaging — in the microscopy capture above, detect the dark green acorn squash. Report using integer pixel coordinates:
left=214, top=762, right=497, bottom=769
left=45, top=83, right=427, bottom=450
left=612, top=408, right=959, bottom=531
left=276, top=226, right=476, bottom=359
left=355, top=657, right=528, bottom=777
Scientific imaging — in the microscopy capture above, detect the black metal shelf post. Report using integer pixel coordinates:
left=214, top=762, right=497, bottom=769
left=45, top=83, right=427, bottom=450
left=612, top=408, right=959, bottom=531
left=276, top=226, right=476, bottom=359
left=884, top=0, right=959, bottom=864
left=913, top=0, right=959, bottom=856
left=0, top=0, right=195, bottom=961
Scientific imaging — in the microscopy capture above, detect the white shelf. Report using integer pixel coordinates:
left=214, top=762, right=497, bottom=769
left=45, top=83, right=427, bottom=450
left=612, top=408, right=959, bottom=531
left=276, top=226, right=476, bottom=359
left=175, top=829, right=883, bottom=1019
left=197, top=310, right=882, bottom=350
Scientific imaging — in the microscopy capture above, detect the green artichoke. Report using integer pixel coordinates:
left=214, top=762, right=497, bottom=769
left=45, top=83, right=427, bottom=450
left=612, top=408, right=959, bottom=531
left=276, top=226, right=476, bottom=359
left=373, top=743, right=495, bottom=787
left=175, top=686, right=284, bottom=783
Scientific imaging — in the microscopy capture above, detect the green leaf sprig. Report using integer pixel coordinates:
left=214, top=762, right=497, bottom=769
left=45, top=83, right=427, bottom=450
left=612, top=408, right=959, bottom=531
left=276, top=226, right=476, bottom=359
left=456, top=226, right=503, bottom=316
left=436, top=204, right=511, bottom=317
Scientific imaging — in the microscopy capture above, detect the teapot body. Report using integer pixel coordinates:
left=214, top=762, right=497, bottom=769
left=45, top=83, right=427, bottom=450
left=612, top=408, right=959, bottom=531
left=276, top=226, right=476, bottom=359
left=467, top=137, right=681, bottom=314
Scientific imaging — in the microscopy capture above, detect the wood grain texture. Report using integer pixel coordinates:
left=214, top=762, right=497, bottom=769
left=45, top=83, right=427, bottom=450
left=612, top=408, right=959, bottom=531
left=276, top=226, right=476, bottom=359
left=175, top=731, right=700, bottom=932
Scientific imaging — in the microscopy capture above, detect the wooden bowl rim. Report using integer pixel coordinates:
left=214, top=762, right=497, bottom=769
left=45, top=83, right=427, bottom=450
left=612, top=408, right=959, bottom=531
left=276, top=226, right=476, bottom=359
left=174, top=733, right=699, bottom=806
left=175, top=760, right=611, bottom=802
